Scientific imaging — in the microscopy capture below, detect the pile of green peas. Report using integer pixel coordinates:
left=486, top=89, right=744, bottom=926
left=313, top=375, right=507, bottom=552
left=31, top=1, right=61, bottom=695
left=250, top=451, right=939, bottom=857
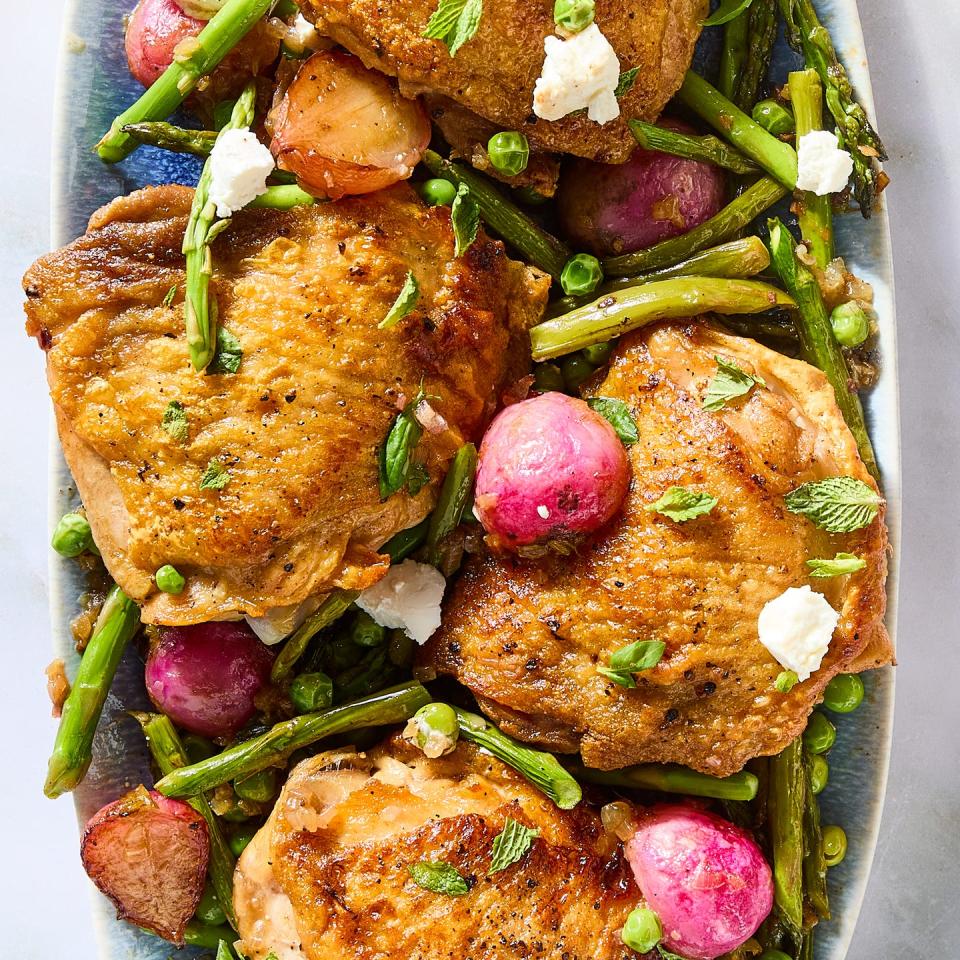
left=534, top=340, right=613, bottom=395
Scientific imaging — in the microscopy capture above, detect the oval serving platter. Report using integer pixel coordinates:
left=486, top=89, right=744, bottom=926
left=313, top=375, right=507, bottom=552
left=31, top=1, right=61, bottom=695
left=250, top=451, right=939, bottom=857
left=47, top=1, right=900, bottom=957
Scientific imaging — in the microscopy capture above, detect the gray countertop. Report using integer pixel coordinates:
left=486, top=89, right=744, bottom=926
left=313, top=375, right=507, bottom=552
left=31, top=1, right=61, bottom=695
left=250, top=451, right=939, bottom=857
left=1, top=0, right=957, bottom=954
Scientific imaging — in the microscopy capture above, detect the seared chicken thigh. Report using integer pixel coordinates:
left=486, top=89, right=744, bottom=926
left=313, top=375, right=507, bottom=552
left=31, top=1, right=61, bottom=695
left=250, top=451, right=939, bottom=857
left=424, top=322, right=892, bottom=776
left=24, top=184, right=548, bottom=625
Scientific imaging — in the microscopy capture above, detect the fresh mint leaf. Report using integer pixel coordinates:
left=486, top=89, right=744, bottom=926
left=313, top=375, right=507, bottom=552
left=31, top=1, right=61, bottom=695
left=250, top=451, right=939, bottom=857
left=774, top=669, right=799, bottom=692
left=215, top=940, right=236, bottom=960
left=208, top=326, right=243, bottom=375
left=199, top=458, right=230, bottom=491
left=451, top=182, right=479, bottom=257
left=701, top=0, right=755, bottom=26
left=702, top=355, right=765, bottom=411
left=379, top=271, right=420, bottom=329
left=408, top=860, right=470, bottom=895
left=644, top=486, right=718, bottom=522
left=598, top=639, right=666, bottom=688
left=488, top=818, right=539, bottom=875
left=161, top=400, right=189, bottom=443
left=423, top=0, right=483, bottom=57
left=657, top=946, right=689, bottom=960
left=587, top=397, right=638, bottom=445
left=379, top=392, right=429, bottom=499
left=806, top=552, right=867, bottom=577
left=784, top=477, right=881, bottom=533
left=614, top=67, right=639, bottom=98
left=162, top=284, right=178, bottom=307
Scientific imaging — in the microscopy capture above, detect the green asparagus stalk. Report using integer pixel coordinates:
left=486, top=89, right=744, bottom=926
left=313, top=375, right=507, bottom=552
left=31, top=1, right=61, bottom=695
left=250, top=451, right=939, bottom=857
left=766, top=218, right=878, bottom=479
left=602, top=176, right=787, bottom=277
left=271, top=589, right=359, bottom=683
left=44, top=585, right=141, bottom=798
left=676, top=71, right=798, bottom=189
left=628, top=120, right=758, bottom=174
left=567, top=761, right=759, bottom=802
left=247, top=184, right=317, bottom=210
left=789, top=70, right=834, bottom=267
left=722, top=314, right=799, bottom=341
left=156, top=682, right=431, bottom=797
left=425, top=443, right=477, bottom=566
left=734, top=0, right=778, bottom=113
left=550, top=236, right=772, bottom=315
left=136, top=713, right=238, bottom=930
left=802, top=749, right=830, bottom=922
left=778, top=0, right=887, bottom=214
left=453, top=707, right=582, bottom=810
left=719, top=12, right=748, bottom=100
left=183, top=84, right=257, bottom=372
left=381, top=516, right=431, bottom=563
left=421, top=150, right=571, bottom=280
left=768, top=737, right=806, bottom=941
left=97, top=0, right=274, bottom=163
left=183, top=922, right=236, bottom=949
left=122, top=122, right=219, bottom=157
left=530, top=276, right=795, bottom=360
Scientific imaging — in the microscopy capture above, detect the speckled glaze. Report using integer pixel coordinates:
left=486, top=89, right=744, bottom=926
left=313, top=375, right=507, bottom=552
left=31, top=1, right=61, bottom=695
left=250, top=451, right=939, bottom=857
left=48, top=1, right=898, bottom=957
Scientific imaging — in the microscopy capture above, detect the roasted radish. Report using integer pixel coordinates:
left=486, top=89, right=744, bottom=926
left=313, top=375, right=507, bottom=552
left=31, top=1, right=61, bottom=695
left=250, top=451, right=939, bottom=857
left=269, top=50, right=431, bottom=199
left=125, top=0, right=204, bottom=88
left=81, top=787, right=209, bottom=944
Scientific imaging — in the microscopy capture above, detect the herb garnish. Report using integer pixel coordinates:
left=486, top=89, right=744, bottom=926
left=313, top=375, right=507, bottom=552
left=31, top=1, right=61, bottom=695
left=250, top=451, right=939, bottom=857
left=488, top=818, right=539, bottom=875
left=408, top=860, right=470, bottom=896
left=645, top=486, right=718, bottom=522
left=423, top=0, right=483, bottom=57
left=701, top=0, right=755, bottom=27
left=162, top=284, right=178, bottom=308
left=702, top=355, right=765, bottom=411
left=598, top=639, right=666, bottom=688
left=199, top=459, right=231, bottom=491
left=806, top=553, right=867, bottom=577
left=614, top=67, right=639, bottom=98
left=208, top=326, right=243, bottom=375
left=451, top=183, right=480, bottom=257
left=161, top=400, right=189, bottom=442
left=774, top=669, right=799, bottom=692
left=587, top=397, right=638, bottom=444
left=379, top=271, right=420, bottom=329
left=784, top=477, right=881, bottom=533
left=379, top=391, right=430, bottom=499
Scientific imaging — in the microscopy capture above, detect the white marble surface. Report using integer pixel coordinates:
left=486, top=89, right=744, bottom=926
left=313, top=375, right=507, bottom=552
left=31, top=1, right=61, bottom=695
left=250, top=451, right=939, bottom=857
left=1, top=0, right=957, bottom=955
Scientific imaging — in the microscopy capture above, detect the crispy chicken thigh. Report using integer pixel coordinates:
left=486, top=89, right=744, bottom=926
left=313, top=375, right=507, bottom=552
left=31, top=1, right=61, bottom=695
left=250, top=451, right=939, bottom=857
left=24, top=184, right=548, bottom=625
left=234, top=737, right=641, bottom=960
left=423, top=322, right=892, bottom=776
left=302, top=0, right=708, bottom=163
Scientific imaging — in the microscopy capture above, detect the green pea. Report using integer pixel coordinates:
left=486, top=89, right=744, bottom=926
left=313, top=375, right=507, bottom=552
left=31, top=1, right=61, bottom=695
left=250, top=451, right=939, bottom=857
left=560, top=253, right=604, bottom=297
left=533, top=362, right=566, bottom=394
left=289, top=671, right=334, bottom=713
left=387, top=628, right=416, bottom=668
left=803, top=711, right=837, bottom=755
left=228, top=825, right=258, bottom=857
left=751, top=99, right=795, bottom=136
left=195, top=883, right=227, bottom=926
left=234, top=768, right=278, bottom=804
left=219, top=798, right=254, bottom=822
left=620, top=906, right=662, bottom=953
left=774, top=669, right=799, bottom=693
left=553, top=0, right=595, bottom=33
left=560, top=354, right=595, bottom=390
left=830, top=301, right=871, bottom=348
left=418, top=177, right=457, bottom=207
left=823, top=673, right=865, bottom=713
left=411, top=702, right=459, bottom=756
left=351, top=610, right=386, bottom=647
left=582, top=341, right=613, bottom=366
left=51, top=512, right=94, bottom=558
left=809, top=753, right=829, bottom=795
left=155, top=563, right=186, bottom=594
left=822, top=824, right=847, bottom=867
left=183, top=734, right=216, bottom=765
left=487, top=131, right=530, bottom=177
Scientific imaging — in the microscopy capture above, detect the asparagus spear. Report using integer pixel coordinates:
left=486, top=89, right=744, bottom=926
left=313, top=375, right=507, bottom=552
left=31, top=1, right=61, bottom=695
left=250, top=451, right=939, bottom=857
left=156, top=682, right=431, bottom=797
left=768, top=737, right=806, bottom=941
left=676, top=71, right=798, bottom=189
left=734, top=0, right=778, bottom=113
left=778, top=0, right=887, bottom=215
left=719, top=12, right=748, bottom=100
left=789, top=69, right=834, bottom=267
left=567, top=761, right=759, bottom=802
left=551, top=236, right=772, bottom=315
left=381, top=516, right=431, bottom=563
left=271, top=589, right=360, bottom=683
left=44, top=585, right=141, bottom=798
left=802, top=749, right=831, bottom=922
left=628, top=120, right=758, bottom=174
left=529, top=276, right=796, bottom=361
left=766, top=218, right=878, bottom=479
left=247, top=184, right=317, bottom=210
left=136, top=713, right=238, bottom=930
left=97, top=0, right=274, bottom=163
left=421, top=150, right=571, bottom=280
left=453, top=707, right=582, bottom=810
left=122, top=122, right=219, bottom=157
left=425, top=443, right=477, bottom=567
left=602, top=176, right=787, bottom=277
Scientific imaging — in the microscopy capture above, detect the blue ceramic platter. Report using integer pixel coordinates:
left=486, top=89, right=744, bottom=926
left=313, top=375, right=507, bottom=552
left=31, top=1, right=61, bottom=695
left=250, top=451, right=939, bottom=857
left=48, top=2, right=900, bottom=957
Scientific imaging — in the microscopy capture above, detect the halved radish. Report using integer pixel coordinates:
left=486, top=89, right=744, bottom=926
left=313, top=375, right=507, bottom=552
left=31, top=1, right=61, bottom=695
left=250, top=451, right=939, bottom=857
left=269, top=50, right=431, bottom=199
left=125, top=0, right=204, bottom=88
left=80, top=787, right=210, bottom=944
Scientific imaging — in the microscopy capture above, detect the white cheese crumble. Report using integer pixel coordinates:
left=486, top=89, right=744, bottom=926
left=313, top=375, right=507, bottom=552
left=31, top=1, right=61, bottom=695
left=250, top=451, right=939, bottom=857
left=208, top=129, right=275, bottom=218
left=537, top=505, right=550, bottom=519
left=245, top=597, right=320, bottom=646
left=757, top=585, right=840, bottom=681
left=533, top=23, right=621, bottom=125
left=795, top=130, right=854, bottom=196
left=290, top=13, right=321, bottom=52
left=356, top=559, right=447, bottom=645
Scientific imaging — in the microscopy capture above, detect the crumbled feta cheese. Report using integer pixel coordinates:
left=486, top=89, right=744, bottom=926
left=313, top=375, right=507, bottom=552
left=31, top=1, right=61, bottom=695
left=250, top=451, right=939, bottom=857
left=245, top=596, right=320, bottom=646
left=757, top=585, right=839, bottom=681
left=533, top=23, right=621, bottom=125
left=291, top=13, right=321, bottom=52
left=208, top=129, right=275, bottom=218
left=537, top=505, right=550, bottom=519
left=356, top=560, right=447, bottom=644
left=795, top=131, right=854, bottom=196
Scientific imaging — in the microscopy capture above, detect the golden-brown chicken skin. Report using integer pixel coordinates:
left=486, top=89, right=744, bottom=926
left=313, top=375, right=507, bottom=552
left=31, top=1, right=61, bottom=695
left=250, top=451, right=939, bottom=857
left=234, top=736, right=642, bottom=960
left=302, top=0, right=708, bottom=163
left=423, top=322, right=892, bottom=776
left=24, top=184, right=548, bottom=625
